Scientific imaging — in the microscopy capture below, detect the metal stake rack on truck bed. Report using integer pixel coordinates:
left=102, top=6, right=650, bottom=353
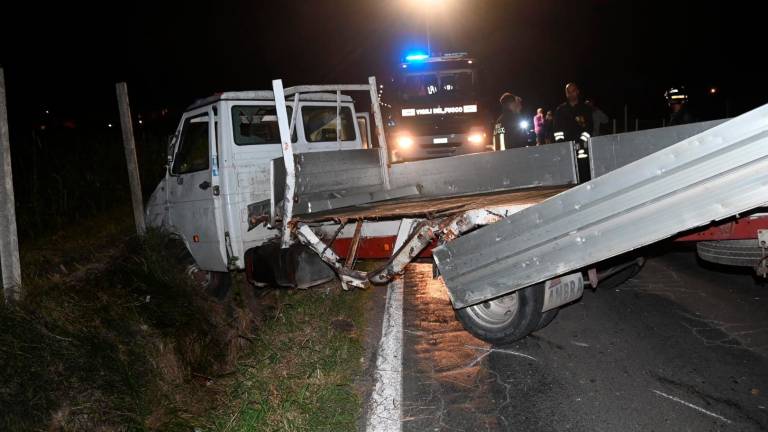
left=267, top=77, right=768, bottom=310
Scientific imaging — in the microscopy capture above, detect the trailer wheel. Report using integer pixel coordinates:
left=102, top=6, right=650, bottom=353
left=536, top=309, right=559, bottom=331
left=597, top=260, right=643, bottom=291
left=697, top=239, right=763, bottom=268
left=455, top=283, right=545, bottom=345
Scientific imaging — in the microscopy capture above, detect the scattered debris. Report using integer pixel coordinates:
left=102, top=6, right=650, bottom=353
left=651, top=389, right=732, bottom=424
left=465, top=344, right=538, bottom=361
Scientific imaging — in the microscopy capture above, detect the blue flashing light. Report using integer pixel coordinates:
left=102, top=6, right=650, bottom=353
left=405, top=52, right=429, bottom=62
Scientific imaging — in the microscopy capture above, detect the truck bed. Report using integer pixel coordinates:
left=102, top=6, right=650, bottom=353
left=293, top=186, right=567, bottom=222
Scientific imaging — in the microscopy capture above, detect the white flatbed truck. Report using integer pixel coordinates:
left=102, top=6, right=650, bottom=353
left=148, top=77, right=768, bottom=344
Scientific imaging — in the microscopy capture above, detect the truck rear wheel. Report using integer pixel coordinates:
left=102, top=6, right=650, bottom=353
left=455, top=283, right=546, bottom=345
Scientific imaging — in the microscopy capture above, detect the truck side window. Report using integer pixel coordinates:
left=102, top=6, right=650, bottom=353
left=171, top=114, right=210, bottom=175
left=232, top=105, right=295, bottom=145
left=301, top=106, right=356, bottom=142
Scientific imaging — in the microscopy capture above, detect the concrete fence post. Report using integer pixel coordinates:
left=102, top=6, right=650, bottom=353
left=0, top=67, right=22, bottom=303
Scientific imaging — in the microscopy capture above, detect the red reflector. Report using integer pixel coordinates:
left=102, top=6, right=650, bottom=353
left=192, top=234, right=200, bottom=243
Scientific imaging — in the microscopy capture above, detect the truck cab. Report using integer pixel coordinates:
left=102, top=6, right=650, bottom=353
left=145, top=90, right=365, bottom=273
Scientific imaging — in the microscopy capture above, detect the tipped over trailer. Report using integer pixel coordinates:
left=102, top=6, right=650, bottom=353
left=148, top=77, right=768, bottom=344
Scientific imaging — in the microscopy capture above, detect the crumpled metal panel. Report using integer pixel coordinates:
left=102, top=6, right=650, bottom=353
left=434, top=106, right=768, bottom=308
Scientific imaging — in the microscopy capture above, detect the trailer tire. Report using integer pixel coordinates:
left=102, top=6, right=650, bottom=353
left=697, top=239, right=763, bottom=268
left=455, top=283, right=545, bottom=345
left=536, top=309, right=559, bottom=331
left=597, top=261, right=643, bottom=291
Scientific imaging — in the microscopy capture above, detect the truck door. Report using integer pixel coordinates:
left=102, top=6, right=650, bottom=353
left=167, top=107, right=228, bottom=272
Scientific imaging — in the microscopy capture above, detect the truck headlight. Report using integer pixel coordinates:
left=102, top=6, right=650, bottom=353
left=468, top=133, right=485, bottom=144
left=396, top=135, right=414, bottom=149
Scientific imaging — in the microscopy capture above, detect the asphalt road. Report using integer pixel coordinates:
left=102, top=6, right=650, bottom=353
left=400, top=248, right=768, bottom=431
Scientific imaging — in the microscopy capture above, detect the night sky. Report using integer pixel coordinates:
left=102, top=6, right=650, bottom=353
left=0, top=0, right=763, bottom=132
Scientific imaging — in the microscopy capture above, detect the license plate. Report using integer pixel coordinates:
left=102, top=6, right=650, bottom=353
left=542, top=273, right=584, bottom=312
left=433, top=137, right=448, bottom=144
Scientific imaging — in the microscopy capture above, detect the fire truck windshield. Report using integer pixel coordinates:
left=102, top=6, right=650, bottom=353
left=400, top=70, right=474, bottom=101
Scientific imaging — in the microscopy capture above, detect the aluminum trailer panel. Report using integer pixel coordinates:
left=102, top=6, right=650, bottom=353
left=589, top=119, right=726, bottom=178
left=434, top=103, right=768, bottom=309
left=389, top=142, right=578, bottom=196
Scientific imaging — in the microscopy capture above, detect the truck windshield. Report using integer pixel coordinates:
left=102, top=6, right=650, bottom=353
left=232, top=105, right=293, bottom=145
left=400, top=70, right=473, bottom=101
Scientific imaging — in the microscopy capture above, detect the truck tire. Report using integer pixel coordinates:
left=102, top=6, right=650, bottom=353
left=190, top=268, right=232, bottom=301
left=697, top=239, right=763, bottom=268
left=163, top=233, right=233, bottom=301
left=597, top=260, right=643, bottom=291
left=455, top=283, right=545, bottom=345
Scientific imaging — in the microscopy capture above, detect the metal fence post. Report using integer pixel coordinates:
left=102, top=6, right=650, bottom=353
left=0, top=67, right=22, bottom=303
left=115, top=82, right=146, bottom=235
left=624, top=104, right=628, bottom=132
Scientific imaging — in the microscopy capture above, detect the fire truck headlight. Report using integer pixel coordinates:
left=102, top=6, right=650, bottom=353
left=519, top=120, right=529, bottom=130
left=468, top=133, right=485, bottom=145
left=396, top=135, right=414, bottom=149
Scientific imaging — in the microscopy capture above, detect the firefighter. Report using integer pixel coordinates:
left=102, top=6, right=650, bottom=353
left=493, top=92, right=528, bottom=150
left=665, top=86, right=695, bottom=126
left=554, top=82, right=593, bottom=179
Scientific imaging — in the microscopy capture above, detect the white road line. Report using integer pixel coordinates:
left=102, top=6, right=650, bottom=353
left=366, top=219, right=415, bottom=432
left=652, top=389, right=733, bottom=424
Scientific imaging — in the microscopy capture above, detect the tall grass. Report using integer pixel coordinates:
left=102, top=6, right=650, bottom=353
left=0, top=228, right=255, bottom=431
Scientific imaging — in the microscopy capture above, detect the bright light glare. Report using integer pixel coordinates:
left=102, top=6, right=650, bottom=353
left=519, top=120, right=529, bottom=130
left=468, top=133, right=484, bottom=144
left=397, top=136, right=414, bottom=149
left=405, top=53, right=429, bottom=61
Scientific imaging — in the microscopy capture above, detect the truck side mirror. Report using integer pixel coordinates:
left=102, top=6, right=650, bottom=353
left=166, top=133, right=177, bottom=165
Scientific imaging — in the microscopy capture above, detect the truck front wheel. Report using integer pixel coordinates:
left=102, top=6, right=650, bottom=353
left=187, top=266, right=232, bottom=301
left=455, top=283, right=546, bottom=345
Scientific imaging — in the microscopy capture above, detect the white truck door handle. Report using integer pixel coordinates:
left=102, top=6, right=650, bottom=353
left=199, top=181, right=211, bottom=190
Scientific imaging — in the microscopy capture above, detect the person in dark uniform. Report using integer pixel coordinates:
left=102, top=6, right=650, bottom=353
left=665, top=86, right=695, bottom=126
left=554, top=82, right=593, bottom=180
left=493, top=92, right=528, bottom=150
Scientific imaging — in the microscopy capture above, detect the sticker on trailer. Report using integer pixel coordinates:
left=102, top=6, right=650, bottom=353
left=542, top=273, right=584, bottom=312
left=212, top=155, right=219, bottom=177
